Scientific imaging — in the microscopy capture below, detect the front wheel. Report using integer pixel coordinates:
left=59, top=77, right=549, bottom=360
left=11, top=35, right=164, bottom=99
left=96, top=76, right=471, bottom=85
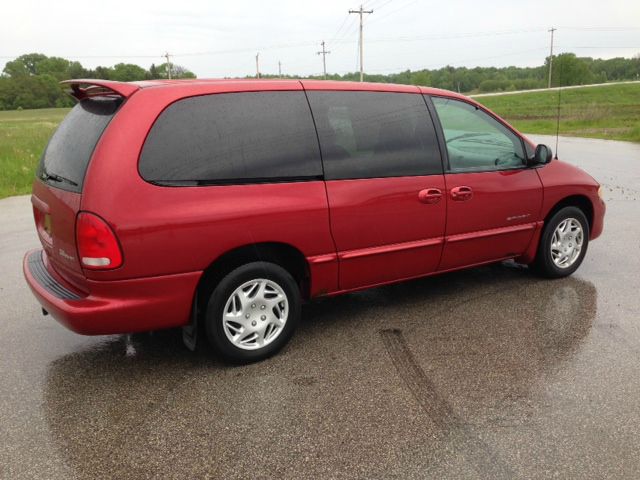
left=531, top=206, right=589, bottom=278
left=204, top=262, right=301, bottom=363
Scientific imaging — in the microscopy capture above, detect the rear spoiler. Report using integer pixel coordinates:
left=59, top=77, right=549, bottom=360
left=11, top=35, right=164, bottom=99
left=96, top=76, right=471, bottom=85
left=60, top=79, right=140, bottom=100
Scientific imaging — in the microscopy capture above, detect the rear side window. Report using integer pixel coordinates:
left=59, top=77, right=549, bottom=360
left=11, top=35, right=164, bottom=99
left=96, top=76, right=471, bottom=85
left=306, top=91, right=442, bottom=180
left=139, top=91, right=322, bottom=185
left=37, top=98, right=121, bottom=193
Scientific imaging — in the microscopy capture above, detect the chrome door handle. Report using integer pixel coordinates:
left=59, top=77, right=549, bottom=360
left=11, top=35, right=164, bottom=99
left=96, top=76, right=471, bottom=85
left=418, top=188, right=442, bottom=204
left=450, top=186, right=473, bottom=201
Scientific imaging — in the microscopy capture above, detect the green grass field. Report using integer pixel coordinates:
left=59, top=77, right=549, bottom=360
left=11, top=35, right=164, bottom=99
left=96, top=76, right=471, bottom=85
left=0, top=82, right=638, bottom=199
left=0, top=108, right=69, bottom=199
left=476, top=83, right=640, bottom=143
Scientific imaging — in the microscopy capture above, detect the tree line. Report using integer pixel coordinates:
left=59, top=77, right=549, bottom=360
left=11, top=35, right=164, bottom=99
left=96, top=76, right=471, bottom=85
left=0, top=53, right=195, bottom=110
left=300, top=53, right=640, bottom=93
left=1, top=52, right=638, bottom=110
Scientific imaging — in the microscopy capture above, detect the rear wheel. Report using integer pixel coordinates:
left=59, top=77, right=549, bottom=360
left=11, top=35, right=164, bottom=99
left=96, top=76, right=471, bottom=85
left=204, top=262, right=300, bottom=362
left=531, top=206, right=589, bottom=278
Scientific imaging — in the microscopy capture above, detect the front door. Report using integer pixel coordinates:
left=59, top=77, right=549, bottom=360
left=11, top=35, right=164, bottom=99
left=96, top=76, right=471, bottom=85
left=305, top=88, right=447, bottom=290
left=429, top=96, right=543, bottom=271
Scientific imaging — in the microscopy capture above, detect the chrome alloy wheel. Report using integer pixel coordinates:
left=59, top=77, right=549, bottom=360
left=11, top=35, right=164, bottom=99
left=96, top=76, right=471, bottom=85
left=222, top=279, right=289, bottom=350
left=550, top=218, right=584, bottom=269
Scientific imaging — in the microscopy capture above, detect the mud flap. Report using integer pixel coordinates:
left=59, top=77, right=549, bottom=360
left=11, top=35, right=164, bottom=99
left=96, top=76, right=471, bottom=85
left=182, top=292, right=199, bottom=351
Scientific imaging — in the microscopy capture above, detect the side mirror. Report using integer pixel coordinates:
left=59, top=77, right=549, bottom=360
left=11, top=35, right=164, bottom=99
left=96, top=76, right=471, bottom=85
left=528, top=144, right=553, bottom=166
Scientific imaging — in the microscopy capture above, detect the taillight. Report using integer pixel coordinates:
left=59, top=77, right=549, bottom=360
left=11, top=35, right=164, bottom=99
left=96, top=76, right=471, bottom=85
left=76, top=212, right=123, bottom=269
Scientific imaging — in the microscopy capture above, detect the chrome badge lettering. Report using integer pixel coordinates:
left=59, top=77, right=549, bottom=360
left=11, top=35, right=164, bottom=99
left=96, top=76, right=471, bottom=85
left=506, top=213, right=531, bottom=222
left=59, top=248, right=75, bottom=261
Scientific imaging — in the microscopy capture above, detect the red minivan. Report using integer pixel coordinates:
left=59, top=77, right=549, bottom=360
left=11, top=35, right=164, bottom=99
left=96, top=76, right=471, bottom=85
left=24, top=79, right=605, bottom=362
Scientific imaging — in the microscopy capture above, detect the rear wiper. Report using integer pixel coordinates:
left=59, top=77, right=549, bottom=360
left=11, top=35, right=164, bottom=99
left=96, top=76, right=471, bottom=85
left=41, top=170, right=78, bottom=187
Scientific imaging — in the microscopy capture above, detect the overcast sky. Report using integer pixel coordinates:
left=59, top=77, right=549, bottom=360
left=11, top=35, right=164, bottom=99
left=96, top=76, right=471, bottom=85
left=2, top=0, right=639, bottom=78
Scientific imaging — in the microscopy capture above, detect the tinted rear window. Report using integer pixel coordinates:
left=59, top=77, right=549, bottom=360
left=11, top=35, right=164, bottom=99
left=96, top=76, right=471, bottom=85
left=139, top=91, right=322, bottom=185
left=306, top=91, right=442, bottom=180
left=37, top=98, right=121, bottom=193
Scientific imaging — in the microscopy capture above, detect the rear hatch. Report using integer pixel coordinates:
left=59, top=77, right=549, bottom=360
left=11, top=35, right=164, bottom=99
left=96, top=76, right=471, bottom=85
left=31, top=93, right=123, bottom=290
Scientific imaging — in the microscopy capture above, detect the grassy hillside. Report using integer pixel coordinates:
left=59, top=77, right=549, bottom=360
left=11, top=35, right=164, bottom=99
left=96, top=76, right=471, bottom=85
left=0, top=108, right=69, bottom=198
left=476, top=83, right=640, bottom=143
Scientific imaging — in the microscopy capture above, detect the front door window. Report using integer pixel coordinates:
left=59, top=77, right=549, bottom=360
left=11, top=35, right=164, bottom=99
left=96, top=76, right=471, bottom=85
left=432, top=97, right=526, bottom=172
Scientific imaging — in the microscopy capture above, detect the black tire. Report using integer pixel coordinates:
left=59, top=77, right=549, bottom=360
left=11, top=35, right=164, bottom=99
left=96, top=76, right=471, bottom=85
left=204, top=261, right=301, bottom=363
left=531, top=206, right=589, bottom=278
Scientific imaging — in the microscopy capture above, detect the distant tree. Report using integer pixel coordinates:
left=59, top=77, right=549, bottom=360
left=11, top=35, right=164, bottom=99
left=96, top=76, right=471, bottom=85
left=148, top=63, right=161, bottom=79
left=410, top=70, right=431, bottom=86
left=3, top=54, right=91, bottom=81
left=171, top=65, right=197, bottom=79
left=3, top=53, right=48, bottom=77
left=66, top=61, right=88, bottom=79
left=156, top=62, right=196, bottom=79
left=0, top=74, right=69, bottom=109
left=0, top=53, right=204, bottom=109
left=110, top=63, right=148, bottom=81
left=155, top=62, right=171, bottom=79
left=91, top=66, right=113, bottom=79
left=479, top=79, right=512, bottom=92
left=36, top=56, right=73, bottom=80
left=547, top=53, right=594, bottom=87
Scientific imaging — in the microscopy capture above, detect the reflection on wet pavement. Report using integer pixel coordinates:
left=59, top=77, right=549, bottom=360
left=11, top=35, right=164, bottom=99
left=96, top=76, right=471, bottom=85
left=37, top=270, right=601, bottom=478
left=1, top=136, right=640, bottom=479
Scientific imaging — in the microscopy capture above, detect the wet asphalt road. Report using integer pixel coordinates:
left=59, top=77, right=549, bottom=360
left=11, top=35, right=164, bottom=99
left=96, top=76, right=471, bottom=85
left=1, top=135, right=639, bottom=479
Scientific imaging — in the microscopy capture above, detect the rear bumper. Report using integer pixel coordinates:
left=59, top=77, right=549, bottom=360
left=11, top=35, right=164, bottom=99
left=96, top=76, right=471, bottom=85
left=23, top=249, right=201, bottom=335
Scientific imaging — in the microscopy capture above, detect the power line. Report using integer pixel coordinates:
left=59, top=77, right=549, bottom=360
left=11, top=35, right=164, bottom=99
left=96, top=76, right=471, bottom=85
left=327, top=16, right=359, bottom=51
left=0, top=30, right=544, bottom=62
left=255, top=52, right=260, bottom=78
left=559, top=26, right=640, bottom=31
left=316, top=40, right=331, bottom=79
left=366, top=0, right=420, bottom=26
left=1, top=27, right=635, bottom=61
left=164, top=52, right=172, bottom=79
left=356, top=32, right=362, bottom=71
left=292, top=27, right=552, bottom=61
left=326, top=2, right=391, bottom=53
left=326, top=14, right=352, bottom=47
left=367, top=0, right=394, bottom=11
left=362, top=28, right=548, bottom=42
left=349, top=4, right=374, bottom=82
left=351, top=47, right=550, bottom=74
left=0, top=53, right=164, bottom=59
left=548, top=27, right=556, bottom=88
left=557, top=45, right=640, bottom=49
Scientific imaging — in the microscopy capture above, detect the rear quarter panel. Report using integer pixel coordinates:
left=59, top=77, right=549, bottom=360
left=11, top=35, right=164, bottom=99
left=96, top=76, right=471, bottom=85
left=80, top=82, right=338, bottom=296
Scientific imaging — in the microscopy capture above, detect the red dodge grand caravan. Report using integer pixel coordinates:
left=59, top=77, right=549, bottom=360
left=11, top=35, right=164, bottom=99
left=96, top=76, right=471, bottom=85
left=24, top=79, right=605, bottom=362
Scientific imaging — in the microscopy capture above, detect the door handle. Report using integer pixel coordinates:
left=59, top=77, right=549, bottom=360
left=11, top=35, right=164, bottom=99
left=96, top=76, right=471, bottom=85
left=450, top=186, right=473, bottom=201
left=418, top=188, right=442, bottom=204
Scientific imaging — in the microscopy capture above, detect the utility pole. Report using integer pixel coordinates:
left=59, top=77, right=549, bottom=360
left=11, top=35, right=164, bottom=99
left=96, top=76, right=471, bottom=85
left=164, top=52, right=172, bottom=79
left=548, top=27, right=556, bottom=88
left=278, top=60, right=282, bottom=77
left=349, top=5, right=373, bottom=82
left=316, top=40, right=331, bottom=79
left=255, top=53, right=260, bottom=79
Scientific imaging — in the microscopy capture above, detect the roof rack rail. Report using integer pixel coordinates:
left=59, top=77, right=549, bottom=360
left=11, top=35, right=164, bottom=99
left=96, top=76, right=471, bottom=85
left=60, top=79, right=140, bottom=100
